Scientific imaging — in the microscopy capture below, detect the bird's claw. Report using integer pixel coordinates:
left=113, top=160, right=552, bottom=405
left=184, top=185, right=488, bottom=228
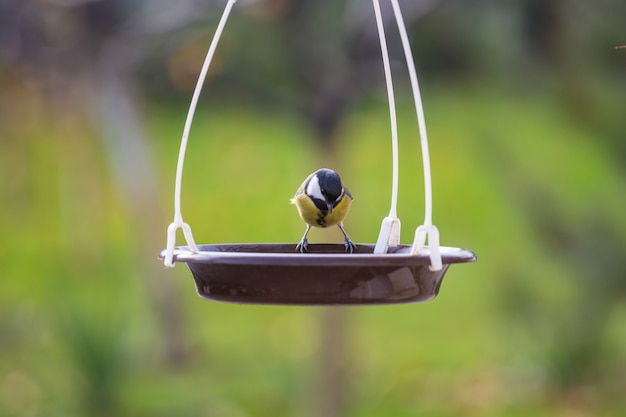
left=344, top=238, right=357, bottom=254
left=295, top=238, right=309, bottom=253
left=296, top=237, right=356, bottom=253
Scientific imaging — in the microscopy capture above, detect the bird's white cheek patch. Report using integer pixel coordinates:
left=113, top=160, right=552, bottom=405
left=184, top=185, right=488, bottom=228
left=306, top=175, right=324, bottom=200
left=335, top=188, right=344, bottom=204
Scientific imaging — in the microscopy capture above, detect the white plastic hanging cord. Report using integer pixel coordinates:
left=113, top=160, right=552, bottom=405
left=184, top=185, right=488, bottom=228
left=389, top=0, right=441, bottom=270
left=373, top=0, right=402, bottom=254
left=163, top=0, right=237, bottom=267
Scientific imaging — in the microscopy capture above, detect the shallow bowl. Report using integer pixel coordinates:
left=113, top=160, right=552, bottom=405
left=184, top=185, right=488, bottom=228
left=159, top=243, right=476, bottom=305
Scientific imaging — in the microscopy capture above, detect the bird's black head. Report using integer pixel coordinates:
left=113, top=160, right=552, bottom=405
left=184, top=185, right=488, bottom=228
left=315, top=168, right=344, bottom=203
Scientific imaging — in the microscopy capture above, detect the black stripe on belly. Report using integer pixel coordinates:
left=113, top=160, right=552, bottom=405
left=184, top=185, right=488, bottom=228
left=310, top=197, right=329, bottom=227
left=316, top=211, right=327, bottom=227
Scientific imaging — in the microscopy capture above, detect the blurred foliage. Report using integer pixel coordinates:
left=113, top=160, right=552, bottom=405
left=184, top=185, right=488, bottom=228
left=2, top=0, right=626, bottom=416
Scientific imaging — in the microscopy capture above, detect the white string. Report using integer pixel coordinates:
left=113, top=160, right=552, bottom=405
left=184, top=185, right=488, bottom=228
left=388, top=0, right=441, bottom=270
left=163, top=0, right=237, bottom=267
left=371, top=0, right=442, bottom=269
left=373, top=0, right=402, bottom=254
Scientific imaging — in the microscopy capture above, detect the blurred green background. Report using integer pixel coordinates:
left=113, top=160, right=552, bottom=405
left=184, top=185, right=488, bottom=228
left=1, top=0, right=626, bottom=416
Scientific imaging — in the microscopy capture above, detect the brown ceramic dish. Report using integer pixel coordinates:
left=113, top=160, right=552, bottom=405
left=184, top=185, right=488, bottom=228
left=159, top=243, right=476, bottom=305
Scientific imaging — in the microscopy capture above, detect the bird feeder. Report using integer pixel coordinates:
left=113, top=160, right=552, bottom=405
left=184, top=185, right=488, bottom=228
left=159, top=0, right=476, bottom=305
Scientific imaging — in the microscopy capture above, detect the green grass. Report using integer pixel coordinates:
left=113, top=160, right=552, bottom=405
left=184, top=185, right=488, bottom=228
left=1, top=84, right=626, bottom=417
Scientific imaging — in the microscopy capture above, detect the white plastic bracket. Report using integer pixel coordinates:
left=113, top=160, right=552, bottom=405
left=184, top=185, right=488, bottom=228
left=163, top=219, right=199, bottom=268
left=374, top=216, right=401, bottom=254
left=412, top=224, right=442, bottom=271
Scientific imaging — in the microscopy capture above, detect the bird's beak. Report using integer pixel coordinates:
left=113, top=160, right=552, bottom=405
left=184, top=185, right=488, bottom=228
left=327, top=202, right=334, bottom=214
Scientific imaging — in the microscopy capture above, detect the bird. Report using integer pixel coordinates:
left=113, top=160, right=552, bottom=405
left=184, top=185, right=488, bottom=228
left=291, top=168, right=356, bottom=253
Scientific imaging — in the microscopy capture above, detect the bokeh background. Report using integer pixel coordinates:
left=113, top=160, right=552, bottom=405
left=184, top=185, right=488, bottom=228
left=1, top=0, right=626, bottom=416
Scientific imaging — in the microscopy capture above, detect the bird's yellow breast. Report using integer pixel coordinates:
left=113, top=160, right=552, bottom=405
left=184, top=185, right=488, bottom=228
left=291, top=192, right=352, bottom=228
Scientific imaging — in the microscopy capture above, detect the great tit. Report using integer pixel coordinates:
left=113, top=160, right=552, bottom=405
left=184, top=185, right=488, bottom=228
left=291, top=168, right=356, bottom=253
